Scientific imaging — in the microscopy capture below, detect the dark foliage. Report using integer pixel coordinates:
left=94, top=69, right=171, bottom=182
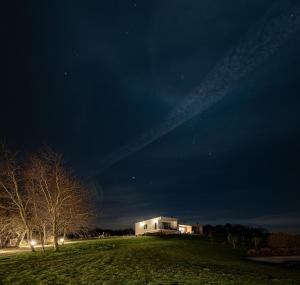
left=203, top=223, right=268, bottom=248
left=66, top=227, right=135, bottom=239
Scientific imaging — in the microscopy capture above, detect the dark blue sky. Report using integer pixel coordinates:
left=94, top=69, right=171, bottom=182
left=2, top=0, right=300, bottom=232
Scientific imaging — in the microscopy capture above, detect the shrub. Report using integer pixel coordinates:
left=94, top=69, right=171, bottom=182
left=247, top=249, right=258, bottom=257
left=267, top=233, right=300, bottom=248
left=291, top=247, right=300, bottom=255
left=259, top=248, right=272, bottom=257
left=271, top=247, right=292, bottom=256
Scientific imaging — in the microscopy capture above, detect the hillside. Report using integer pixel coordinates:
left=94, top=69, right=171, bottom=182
left=0, top=236, right=299, bottom=284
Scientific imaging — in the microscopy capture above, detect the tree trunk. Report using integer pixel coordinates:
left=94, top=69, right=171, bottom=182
left=62, top=229, right=66, bottom=245
left=254, top=237, right=258, bottom=250
left=232, top=239, right=236, bottom=249
left=43, top=224, right=47, bottom=246
left=27, top=229, right=35, bottom=252
left=4, top=236, right=10, bottom=248
left=39, top=230, right=45, bottom=252
left=53, top=234, right=59, bottom=251
left=15, top=231, right=26, bottom=248
left=52, top=220, right=59, bottom=251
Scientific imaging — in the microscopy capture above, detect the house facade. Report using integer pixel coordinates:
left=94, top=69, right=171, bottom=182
left=135, top=216, right=203, bottom=235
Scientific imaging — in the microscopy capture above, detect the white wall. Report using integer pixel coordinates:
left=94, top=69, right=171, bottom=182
left=135, top=216, right=178, bottom=235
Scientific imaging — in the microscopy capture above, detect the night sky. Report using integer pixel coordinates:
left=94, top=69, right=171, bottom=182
left=2, top=0, right=300, bottom=232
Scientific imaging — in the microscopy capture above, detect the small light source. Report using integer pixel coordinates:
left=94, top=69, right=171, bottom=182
left=30, top=240, right=36, bottom=246
left=60, top=238, right=64, bottom=243
left=140, top=222, right=145, bottom=227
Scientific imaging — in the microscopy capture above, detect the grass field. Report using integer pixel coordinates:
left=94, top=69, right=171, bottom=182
left=0, top=236, right=299, bottom=284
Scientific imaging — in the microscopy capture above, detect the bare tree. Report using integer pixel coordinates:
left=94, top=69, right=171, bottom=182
left=24, top=168, right=49, bottom=252
left=27, top=148, right=94, bottom=251
left=0, top=145, right=35, bottom=251
left=0, top=144, right=95, bottom=252
left=60, top=183, right=94, bottom=241
left=0, top=209, right=25, bottom=248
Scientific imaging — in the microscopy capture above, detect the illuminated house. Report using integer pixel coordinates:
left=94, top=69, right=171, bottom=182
left=135, top=216, right=203, bottom=235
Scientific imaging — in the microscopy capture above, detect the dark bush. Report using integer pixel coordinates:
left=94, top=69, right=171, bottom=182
left=267, top=233, right=300, bottom=249
left=291, top=247, right=300, bottom=255
left=271, top=247, right=292, bottom=256
left=247, top=249, right=258, bottom=257
left=259, top=248, right=272, bottom=257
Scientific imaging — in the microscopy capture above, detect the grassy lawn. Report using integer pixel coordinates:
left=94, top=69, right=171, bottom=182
left=0, top=236, right=299, bottom=284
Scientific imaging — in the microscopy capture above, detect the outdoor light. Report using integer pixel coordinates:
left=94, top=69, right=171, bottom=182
left=30, top=240, right=36, bottom=246
left=140, top=222, right=145, bottom=227
left=60, top=238, right=64, bottom=243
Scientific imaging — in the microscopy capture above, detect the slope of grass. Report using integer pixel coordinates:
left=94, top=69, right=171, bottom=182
left=0, top=236, right=299, bottom=284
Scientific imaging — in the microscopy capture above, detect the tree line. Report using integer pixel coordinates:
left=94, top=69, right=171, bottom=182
left=203, top=223, right=268, bottom=249
left=0, top=144, right=95, bottom=251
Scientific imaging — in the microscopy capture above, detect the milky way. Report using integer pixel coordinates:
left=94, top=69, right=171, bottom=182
left=95, top=1, right=300, bottom=175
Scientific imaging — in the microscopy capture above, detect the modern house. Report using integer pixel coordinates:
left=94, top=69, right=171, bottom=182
left=135, top=216, right=203, bottom=235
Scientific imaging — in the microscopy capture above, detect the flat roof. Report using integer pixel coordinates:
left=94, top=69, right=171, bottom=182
left=135, top=216, right=177, bottom=224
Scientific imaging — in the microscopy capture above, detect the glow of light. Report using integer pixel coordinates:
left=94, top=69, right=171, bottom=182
left=140, top=222, right=145, bottom=227
left=60, top=238, right=64, bottom=243
left=30, top=240, right=36, bottom=246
